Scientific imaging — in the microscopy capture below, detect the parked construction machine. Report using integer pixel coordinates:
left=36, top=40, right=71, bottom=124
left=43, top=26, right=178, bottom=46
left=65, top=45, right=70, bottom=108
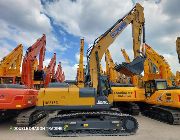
left=0, top=44, right=23, bottom=84
left=105, top=49, right=128, bottom=84
left=140, top=44, right=180, bottom=124
left=36, top=3, right=147, bottom=136
left=176, top=37, right=180, bottom=86
left=121, top=49, right=143, bottom=87
left=54, top=62, right=65, bottom=83
left=176, top=71, right=180, bottom=86
left=0, top=35, right=47, bottom=125
left=22, top=34, right=46, bottom=89
left=44, top=53, right=56, bottom=87
left=105, top=49, right=144, bottom=115
left=76, top=38, right=85, bottom=88
left=176, top=37, right=180, bottom=63
left=143, top=44, right=176, bottom=87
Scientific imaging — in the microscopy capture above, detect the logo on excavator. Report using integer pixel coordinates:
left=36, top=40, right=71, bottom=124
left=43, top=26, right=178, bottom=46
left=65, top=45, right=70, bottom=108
left=97, top=100, right=108, bottom=104
left=110, top=22, right=127, bottom=38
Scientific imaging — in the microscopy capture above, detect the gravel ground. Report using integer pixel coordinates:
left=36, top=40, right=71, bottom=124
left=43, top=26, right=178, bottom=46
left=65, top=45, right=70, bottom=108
left=0, top=114, right=180, bottom=140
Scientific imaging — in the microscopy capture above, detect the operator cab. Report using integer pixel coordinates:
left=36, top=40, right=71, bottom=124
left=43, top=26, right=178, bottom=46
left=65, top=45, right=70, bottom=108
left=144, top=79, right=168, bottom=97
left=99, top=75, right=111, bottom=96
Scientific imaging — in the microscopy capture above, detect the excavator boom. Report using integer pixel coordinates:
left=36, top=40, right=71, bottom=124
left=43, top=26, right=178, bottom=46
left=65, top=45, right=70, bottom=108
left=55, top=62, right=65, bottom=83
left=44, top=53, right=56, bottom=87
left=87, top=3, right=145, bottom=88
left=21, top=34, right=46, bottom=88
left=121, top=49, right=131, bottom=63
left=143, top=44, right=175, bottom=86
left=77, top=38, right=85, bottom=87
left=105, top=49, right=119, bottom=83
left=176, top=37, right=180, bottom=63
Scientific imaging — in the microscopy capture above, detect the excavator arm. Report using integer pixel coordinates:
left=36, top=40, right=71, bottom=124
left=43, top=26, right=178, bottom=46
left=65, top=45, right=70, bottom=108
left=44, top=53, right=56, bottom=87
left=176, top=37, right=180, bottom=63
left=0, top=44, right=23, bottom=84
left=77, top=38, right=85, bottom=87
left=87, top=3, right=145, bottom=88
left=121, top=49, right=131, bottom=63
left=105, top=49, right=119, bottom=83
left=143, top=44, right=175, bottom=86
left=0, top=44, right=23, bottom=77
left=21, top=34, right=46, bottom=88
left=55, top=62, right=65, bottom=83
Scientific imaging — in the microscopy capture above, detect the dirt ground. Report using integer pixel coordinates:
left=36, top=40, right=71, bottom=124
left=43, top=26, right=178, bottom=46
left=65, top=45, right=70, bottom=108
left=0, top=114, right=180, bottom=140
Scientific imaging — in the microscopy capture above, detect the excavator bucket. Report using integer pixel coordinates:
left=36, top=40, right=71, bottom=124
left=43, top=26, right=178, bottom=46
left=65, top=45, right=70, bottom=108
left=114, top=56, right=146, bottom=76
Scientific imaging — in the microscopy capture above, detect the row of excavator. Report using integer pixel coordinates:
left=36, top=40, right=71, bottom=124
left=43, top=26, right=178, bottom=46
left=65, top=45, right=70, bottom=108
left=0, top=34, right=65, bottom=126
left=0, top=3, right=179, bottom=137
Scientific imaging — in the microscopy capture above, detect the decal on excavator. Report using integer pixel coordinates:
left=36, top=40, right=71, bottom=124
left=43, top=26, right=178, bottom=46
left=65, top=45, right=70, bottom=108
left=115, top=91, right=133, bottom=97
left=44, top=101, right=59, bottom=105
left=110, top=22, right=127, bottom=38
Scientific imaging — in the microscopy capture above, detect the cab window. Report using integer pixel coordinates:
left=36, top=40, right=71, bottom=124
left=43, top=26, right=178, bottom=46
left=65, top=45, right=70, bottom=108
left=145, top=83, right=151, bottom=92
left=156, top=81, right=167, bottom=90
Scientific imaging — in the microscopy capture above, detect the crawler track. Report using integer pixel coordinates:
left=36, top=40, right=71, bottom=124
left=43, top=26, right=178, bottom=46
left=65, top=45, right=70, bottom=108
left=0, top=111, right=18, bottom=122
left=16, top=108, right=47, bottom=126
left=46, top=111, right=138, bottom=137
left=142, top=105, right=180, bottom=125
left=114, top=102, right=140, bottom=116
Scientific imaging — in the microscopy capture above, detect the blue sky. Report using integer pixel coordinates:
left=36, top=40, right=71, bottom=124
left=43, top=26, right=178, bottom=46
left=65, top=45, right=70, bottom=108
left=0, top=0, right=179, bottom=79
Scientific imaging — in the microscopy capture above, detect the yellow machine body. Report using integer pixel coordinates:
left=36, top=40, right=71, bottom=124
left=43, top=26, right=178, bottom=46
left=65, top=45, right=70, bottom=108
left=144, top=80, right=180, bottom=108
left=145, top=90, right=180, bottom=108
left=37, top=86, right=96, bottom=107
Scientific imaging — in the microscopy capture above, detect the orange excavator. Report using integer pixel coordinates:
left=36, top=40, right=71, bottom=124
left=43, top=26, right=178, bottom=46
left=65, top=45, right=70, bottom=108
left=0, top=44, right=23, bottom=84
left=0, top=34, right=47, bottom=125
left=44, top=53, right=56, bottom=87
left=22, top=34, right=46, bottom=89
left=54, top=62, right=65, bottom=83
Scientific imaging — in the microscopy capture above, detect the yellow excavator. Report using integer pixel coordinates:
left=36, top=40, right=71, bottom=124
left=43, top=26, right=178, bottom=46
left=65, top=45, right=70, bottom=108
left=0, top=44, right=23, bottom=84
left=36, top=3, right=146, bottom=136
left=176, top=71, right=180, bottom=86
left=143, top=44, right=176, bottom=87
left=121, top=48, right=143, bottom=87
left=105, top=49, right=123, bottom=83
left=176, top=37, right=180, bottom=86
left=140, top=44, right=180, bottom=124
left=177, top=37, right=180, bottom=63
left=105, top=49, right=144, bottom=115
left=76, top=38, right=85, bottom=88
left=121, top=49, right=131, bottom=63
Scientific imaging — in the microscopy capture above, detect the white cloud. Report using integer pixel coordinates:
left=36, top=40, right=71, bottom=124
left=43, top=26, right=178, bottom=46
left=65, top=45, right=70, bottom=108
left=0, top=0, right=51, bottom=33
left=0, top=0, right=67, bottom=54
left=43, top=0, right=179, bottom=74
left=0, top=0, right=72, bottom=80
left=61, top=63, right=77, bottom=80
left=0, top=0, right=179, bottom=80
